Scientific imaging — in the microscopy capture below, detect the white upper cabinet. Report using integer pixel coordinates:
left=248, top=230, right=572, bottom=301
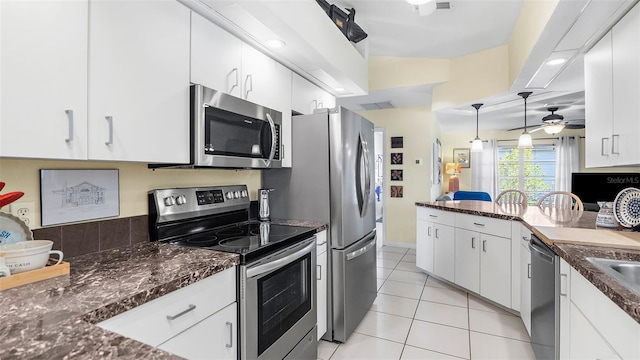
left=0, top=0, right=89, bottom=159
left=87, top=0, right=190, bottom=163
left=585, top=3, right=640, bottom=167
left=291, top=73, right=336, bottom=115
left=190, top=11, right=243, bottom=98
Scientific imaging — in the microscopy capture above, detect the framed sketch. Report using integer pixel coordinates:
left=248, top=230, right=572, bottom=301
left=40, top=169, right=120, bottom=226
left=453, top=148, right=471, bottom=168
left=391, top=136, right=404, bottom=148
left=390, top=186, right=403, bottom=198
left=391, top=153, right=403, bottom=165
left=390, top=169, right=403, bottom=181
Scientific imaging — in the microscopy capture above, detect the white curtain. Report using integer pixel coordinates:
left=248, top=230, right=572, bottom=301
left=555, top=136, right=580, bottom=192
left=471, top=139, right=499, bottom=200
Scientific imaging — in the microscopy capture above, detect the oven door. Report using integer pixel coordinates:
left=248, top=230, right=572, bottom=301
left=193, top=84, right=282, bottom=169
left=240, top=237, right=317, bottom=360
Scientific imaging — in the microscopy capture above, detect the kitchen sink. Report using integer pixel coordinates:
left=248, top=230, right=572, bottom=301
left=586, top=257, right=640, bottom=297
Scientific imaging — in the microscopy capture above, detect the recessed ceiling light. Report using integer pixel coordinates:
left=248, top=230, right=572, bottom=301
left=546, top=58, right=566, bottom=66
left=266, top=39, right=285, bottom=49
left=406, top=0, right=432, bottom=5
left=335, top=87, right=345, bottom=92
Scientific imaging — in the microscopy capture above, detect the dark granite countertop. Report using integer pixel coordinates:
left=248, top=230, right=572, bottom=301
left=415, top=200, right=640, bottom=325
left=0, top=242, right=239, bottom=359
left=269, top=218, right=329, bottom=232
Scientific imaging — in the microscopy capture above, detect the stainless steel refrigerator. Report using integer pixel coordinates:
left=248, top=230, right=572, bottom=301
left=262, top=106, right=377, bottom=343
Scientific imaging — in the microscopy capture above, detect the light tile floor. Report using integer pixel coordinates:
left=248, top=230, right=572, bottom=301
left=318, top=246, right=536, bottom=360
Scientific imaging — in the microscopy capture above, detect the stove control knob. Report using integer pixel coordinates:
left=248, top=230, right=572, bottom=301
left=164, top=196, right=175, bottom=206
left=234, top=191, right=240, bottom=199
left=176, top=195, right=187, bottom=205
left=226, top=192, right=233, bottom=200
left=241, top=190, right=248, bottom=198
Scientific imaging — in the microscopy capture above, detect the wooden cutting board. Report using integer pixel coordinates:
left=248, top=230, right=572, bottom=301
left=534, top=226, right=640, bottom=250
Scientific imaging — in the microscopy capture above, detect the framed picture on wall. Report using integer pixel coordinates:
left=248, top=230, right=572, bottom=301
left=453, top=148, right=470, bottom=168
left=391, top=153, right=403, bottom=165
left=391, top=169, right=403, bottom=181
left=390, top=186, right=403, bottom=198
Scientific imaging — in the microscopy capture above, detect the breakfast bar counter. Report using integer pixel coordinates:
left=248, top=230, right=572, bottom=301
left=0, top=242, right=239, bottom=359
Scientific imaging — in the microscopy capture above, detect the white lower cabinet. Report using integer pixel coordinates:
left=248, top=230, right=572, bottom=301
left=98, top=267, right=237, bottom=359
left=567, top=267, right=640, bottom=359
left=416, top=207, right=455, bottom=281
left=158, top=303, right=237, bottom=359
left=519, top=236, right=531, bottom=336
left=316, top=230, right=328, bottom=339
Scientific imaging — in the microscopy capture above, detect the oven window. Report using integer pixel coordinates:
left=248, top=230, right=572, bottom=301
left=257, top=253, right=311, bottom=355
left=204, top=107, right=274, bottom=158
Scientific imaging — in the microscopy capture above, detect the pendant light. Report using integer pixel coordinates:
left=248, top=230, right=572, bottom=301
left=517, top=91, right=533, bottom=149
left=471, top=103, right=483, bottom=152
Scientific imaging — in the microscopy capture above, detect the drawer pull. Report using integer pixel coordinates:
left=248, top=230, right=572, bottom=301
left=473, top=222, right=485, bottom=227
left=226, top=321, right=233, bottom=348
left=429, top=215, right=437, bottom=218
left=166, top=304, right=196, bottom=320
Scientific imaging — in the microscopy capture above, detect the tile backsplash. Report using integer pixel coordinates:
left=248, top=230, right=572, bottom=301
left=32, top=215, right=149, bottom=258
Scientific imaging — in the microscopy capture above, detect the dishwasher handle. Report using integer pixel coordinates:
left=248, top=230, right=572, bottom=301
left=529, top=238, right=555, bottom=264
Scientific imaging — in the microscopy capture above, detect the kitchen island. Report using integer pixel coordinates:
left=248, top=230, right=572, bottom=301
left=415, top=200, right=640, bottom=324
left=0, top=242, right=239, bottom=359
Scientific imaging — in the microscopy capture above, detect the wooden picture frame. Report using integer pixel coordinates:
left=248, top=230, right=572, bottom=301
left=453, top=148, right=470, bottom=168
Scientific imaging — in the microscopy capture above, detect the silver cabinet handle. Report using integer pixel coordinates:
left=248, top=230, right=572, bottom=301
left=482, top=240, right=487, bottom=252
left=317, top=264, right=321, bottom=280
left=226, top=321, right=233, bottom=348
left=560, top=273, right=568, bottom=296
left=612, top=134, right=620, bottom=155
left=473, top=222, right=485, bottom=227
left=601, top=137, right=609, bottom=156
left=105, top=116, right=113, bottom=145
left=435, top=228, right=439, bottom=239
left=244, top=74, right=253, bottom=99
left=229, top=67, right=239, bottom=92
left=527, top=263, right=531, bottom=279
left=318, top=102, right=323, bottom=108
left=281, top=143, right=285, bottom=160
left=471, top=237, right=476, bottom=249
left=428, top=226, right=432, bottom=237
left=65, top=110, right=73, bottom=142
left=312, top=100, right=318, bottom=110
left=166, top=304, right=196, bottom=320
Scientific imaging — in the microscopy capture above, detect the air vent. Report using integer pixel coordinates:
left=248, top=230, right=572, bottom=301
left=360, top=101, right=396, bottom=110
left=436, top=2, right=451, bottom=9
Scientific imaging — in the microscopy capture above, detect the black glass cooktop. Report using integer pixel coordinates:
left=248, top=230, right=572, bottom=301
left=170, top=221, right=317, bottom=263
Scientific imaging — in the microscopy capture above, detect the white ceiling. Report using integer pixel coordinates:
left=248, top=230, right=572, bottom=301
left=333, top=0, right=639, bottom=132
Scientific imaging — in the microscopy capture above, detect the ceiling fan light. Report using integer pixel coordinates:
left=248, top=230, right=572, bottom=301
left=518, top=132, right=533, bottom=148
left=471, top=137, right=483, bottom=152
left=418, top=1, right=437, bottom=16
left=543, top=123, right=565, bottom=135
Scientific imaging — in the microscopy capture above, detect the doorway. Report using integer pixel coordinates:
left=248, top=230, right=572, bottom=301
left=374, top=128, right=385, bottom=251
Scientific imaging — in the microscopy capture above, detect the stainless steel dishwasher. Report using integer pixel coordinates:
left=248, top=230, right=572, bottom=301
left=529, top=234, right=559, bottom=360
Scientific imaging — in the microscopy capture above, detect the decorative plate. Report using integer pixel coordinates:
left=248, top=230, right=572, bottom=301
left=613, top=187, right=640, bottom=228
left=0, top=213, right=33, bottom=245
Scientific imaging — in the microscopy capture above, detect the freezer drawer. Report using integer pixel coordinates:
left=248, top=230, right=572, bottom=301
left=331, top=230, right=377, bottom=342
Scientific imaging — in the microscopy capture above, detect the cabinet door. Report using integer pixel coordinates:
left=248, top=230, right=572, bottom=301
left=241, top=44, right=275, bottom=105
left=190, top=11, right=242, bottom=97
left=611, top=3, right=640, bottom=166
left=158, top=302, right=238, bottom=360
left=559, top=258, right=571, bottom=359
left=0, top=0, right=88, bottom=160
left=479, top=234, right=511, bottom=308
left=569, top=303, right=620, bottom=360
left=584, top=31, right=614, bottom=168
left=520, top=242, right=531, bottom=336
left=291, top=73, right=335, bottom=115
left=317, top=248, right=327, bottom=339
left=416, top=219, right=434, bottom=273
left=454, top=228, right=480, bottom=293
left=433, top=224, right=455, bottom=282
left=88, top=0, right=190, bottom=163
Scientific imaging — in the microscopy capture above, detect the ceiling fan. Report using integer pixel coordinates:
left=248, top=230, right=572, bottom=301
left=508, top=107, right=585, bottom=135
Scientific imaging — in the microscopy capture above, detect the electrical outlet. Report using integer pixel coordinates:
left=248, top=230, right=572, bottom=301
left=10, top=202, right=35, bottom=229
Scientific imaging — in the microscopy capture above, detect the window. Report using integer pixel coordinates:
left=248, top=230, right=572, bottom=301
left=498, top=145, right=556, bottom=205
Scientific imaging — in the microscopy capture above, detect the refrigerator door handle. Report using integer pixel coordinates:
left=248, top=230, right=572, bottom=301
left=361, top=133, right=372, bottom=217
left=356, top=133, right=372, bottom=217
left=346, top=232, right=377, bottom=260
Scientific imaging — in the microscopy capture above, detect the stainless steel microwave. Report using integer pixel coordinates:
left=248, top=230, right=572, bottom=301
left=150, top=84, right=282, bottom=169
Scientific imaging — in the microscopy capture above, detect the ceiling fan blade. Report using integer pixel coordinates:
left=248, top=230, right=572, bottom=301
left=507, top=125, right=526, bottom=131
left=528, top=126, right=546, bottom=133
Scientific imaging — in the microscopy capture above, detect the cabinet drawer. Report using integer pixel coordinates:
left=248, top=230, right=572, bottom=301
left=416, top=207, right=455, bottom=226
left=98, top=266, right=236, bottom=347
left=455, top=213, right=511, bottom=238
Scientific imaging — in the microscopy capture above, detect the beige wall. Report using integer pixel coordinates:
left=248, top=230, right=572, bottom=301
left=369, top=56, right=449, bottom=91
left=358, top=106, right=437, bottom=245
left=0, top=158, right=261, bottom=228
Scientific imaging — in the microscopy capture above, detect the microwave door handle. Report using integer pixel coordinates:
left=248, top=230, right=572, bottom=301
left=265, top=113, right=277, bottom=167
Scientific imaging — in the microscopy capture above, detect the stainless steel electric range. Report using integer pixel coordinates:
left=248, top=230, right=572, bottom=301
left=149, top=184, right=318, bottom=360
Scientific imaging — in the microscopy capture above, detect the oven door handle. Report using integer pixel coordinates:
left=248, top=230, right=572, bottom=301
left=346, top=233, right=376, bottom=261
left=246, top=240, right=315, bottom=278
